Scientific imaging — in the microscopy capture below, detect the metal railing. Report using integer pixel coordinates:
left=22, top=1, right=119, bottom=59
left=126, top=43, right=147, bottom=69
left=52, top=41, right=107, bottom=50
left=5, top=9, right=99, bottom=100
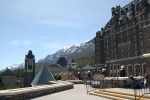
left=132, top=79, right=150, bottom=100
left=85, top=76, right=121, bottom=94
left=85, top=78, right=104, bottom=94
left=111, top=76, right=119, bottom=88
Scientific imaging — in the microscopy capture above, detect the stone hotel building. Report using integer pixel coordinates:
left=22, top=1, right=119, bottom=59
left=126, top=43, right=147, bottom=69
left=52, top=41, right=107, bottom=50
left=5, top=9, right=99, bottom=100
left=95, top=0, right=150, bottom=77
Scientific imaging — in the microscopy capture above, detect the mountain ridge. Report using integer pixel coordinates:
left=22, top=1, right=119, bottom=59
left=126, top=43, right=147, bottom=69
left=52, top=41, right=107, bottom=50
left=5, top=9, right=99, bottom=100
left=1, top=39, right=95, bottom=72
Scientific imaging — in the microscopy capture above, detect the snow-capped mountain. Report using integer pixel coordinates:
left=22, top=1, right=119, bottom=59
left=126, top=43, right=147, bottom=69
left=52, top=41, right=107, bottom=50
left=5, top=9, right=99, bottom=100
left=1, top=63, right=24, bottom=72
left=38, top=39, right=95, bottom=63
left=1, top=39, right=95, bottom=71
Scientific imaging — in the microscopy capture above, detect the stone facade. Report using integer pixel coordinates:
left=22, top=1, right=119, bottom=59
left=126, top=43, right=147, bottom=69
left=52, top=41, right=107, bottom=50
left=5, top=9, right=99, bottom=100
left=95, top=0, right=150, bottom=77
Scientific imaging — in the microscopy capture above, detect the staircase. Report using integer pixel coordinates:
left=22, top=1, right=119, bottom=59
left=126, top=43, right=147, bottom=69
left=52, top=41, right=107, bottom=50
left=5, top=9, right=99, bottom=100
left=89, top=89, right=150, bottom=100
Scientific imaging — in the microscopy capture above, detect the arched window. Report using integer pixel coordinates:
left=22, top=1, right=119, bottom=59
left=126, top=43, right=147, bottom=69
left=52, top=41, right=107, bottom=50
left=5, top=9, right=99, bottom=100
left=110, top=65, right=113, bottom=77
left=134, top=64, right=140, bottom=76
left=142, top=63, right=146, bottom=76
left=127, top=65, right=133, bottom=76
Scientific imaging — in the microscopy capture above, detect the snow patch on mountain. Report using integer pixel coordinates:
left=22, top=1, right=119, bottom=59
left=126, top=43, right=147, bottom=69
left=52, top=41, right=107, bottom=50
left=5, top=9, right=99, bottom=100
left=1, top=63, right=24, bottom=72
left=1, top=39, right=95, bottom=71
left=38, top=39, right=95, bottom=63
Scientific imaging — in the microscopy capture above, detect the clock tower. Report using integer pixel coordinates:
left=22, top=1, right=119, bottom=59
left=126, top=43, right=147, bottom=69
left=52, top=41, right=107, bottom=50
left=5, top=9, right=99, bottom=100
left=24, top=50, right=35, bottom=87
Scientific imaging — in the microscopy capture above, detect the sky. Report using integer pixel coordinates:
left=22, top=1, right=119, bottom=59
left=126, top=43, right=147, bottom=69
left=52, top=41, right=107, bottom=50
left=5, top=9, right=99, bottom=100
left=0, top=0, right=132, bottom=70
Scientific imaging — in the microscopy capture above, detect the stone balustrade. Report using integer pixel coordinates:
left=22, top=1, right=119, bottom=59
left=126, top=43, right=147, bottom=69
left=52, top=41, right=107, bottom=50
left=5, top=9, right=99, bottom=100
left=0, top=81, right=73, bottom=100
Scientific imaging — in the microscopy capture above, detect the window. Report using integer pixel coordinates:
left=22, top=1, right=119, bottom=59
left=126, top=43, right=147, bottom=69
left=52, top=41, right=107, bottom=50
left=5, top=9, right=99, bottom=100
left=128, top=45, right=130, bottom=50
left=142, top=15, right=145, bottom=20
left=121, top=54, right=124, bottom=58
left=139, top=24, right=142, bottom=29
left=134, top=35, right=137, bottom=41
left=107, top=57, right=109, bottom=61
left=140, top=49, right=144, bottom=54
left=133, top=21, right=135, bottom=25
left=138, top=11, right=141, bottom=14
left=120, top=26, right=122, bottom=30
left=138, top=16, right=141, bottom=21
left=127, top=30, right=129, bottom=36
left=121, top=33, right=123, bottom=38
left=27, top=61, right=33, bottom=71
left=121, top=47, right=124, bottom=53
left=107, top=51, right=109, bottom=55
left=117, top=65, right=120, bottom=69
left=113, top=35, right=116, bottom=40
left=114, top=48, right=116, bottom=53
left=126, top=23, right=128, bottom=28
left=143, top=23, right=145, bottom=26
left=140, top=41, right=143, bottom=46
left=115, top=55, right=117, bottom=59
left=135, top=65, right=140, bottom=76
left=130, top=15, right=133, bottom=19
left=128, top=52, right=130, bottom=57
left=118, top=21, right=120, bottom=25
left=148, top=36, right=150, bottom=41
left=143, top=64, right=146, bottom=75
left=127, top=37, right=130, bottom=41
left=111, top=42, right=113, bottom=47
left=128, top=65, right=134, bottom=75
left=111, top=49, right=114, bottom=54
left=135, top=43, right=137, bottom=48
left=142, top=9, right=145, bottom=13
left=140, top=32, right=143, bottom=38
left=113, top=29, right=115, bottom=33
left=134, top=28, right=136, bottom=33
left=110, top=66, right=113, bottom=70
left=107, top=39, right=109, bottom=43
left=148, top=13, right=150, bottom=18
left=135, top=51, right=138, bottom=55
left=114, top=42, right=116, bottom=46
left=130, top=10, right=133, bottom=14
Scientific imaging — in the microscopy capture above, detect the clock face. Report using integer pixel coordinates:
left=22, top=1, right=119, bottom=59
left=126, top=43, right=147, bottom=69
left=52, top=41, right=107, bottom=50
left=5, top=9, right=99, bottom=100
left=28, top=61, right=33, bottom=70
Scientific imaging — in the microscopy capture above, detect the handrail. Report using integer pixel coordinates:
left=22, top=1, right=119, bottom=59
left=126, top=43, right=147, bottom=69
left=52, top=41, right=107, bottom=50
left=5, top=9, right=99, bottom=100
left=85, top=78, right=104, bottom=94
left=131, top=79, right=150, bottom=100
left=111, top=76, right=119, bottom=88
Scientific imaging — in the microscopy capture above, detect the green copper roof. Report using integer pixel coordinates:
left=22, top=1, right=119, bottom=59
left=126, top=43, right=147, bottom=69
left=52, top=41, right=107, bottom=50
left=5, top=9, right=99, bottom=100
left=31, top=66, right=55, bottom=85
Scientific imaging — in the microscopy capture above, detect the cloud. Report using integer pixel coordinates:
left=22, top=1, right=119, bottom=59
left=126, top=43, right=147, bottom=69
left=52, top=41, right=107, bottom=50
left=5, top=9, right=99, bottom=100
left=8, top=40, right=20, bottom=46
left=8, top=40, right=32, bottom=46
left=33, top=19, right=85, bottom=28
left=23, top=40, right=32, bottom=45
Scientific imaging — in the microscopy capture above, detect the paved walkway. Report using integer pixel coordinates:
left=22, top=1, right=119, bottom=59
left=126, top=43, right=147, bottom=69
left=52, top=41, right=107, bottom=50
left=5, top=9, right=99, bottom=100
left=31, top=84, right=150, bottom=100
left=31, top=84, right=109, bottom=100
